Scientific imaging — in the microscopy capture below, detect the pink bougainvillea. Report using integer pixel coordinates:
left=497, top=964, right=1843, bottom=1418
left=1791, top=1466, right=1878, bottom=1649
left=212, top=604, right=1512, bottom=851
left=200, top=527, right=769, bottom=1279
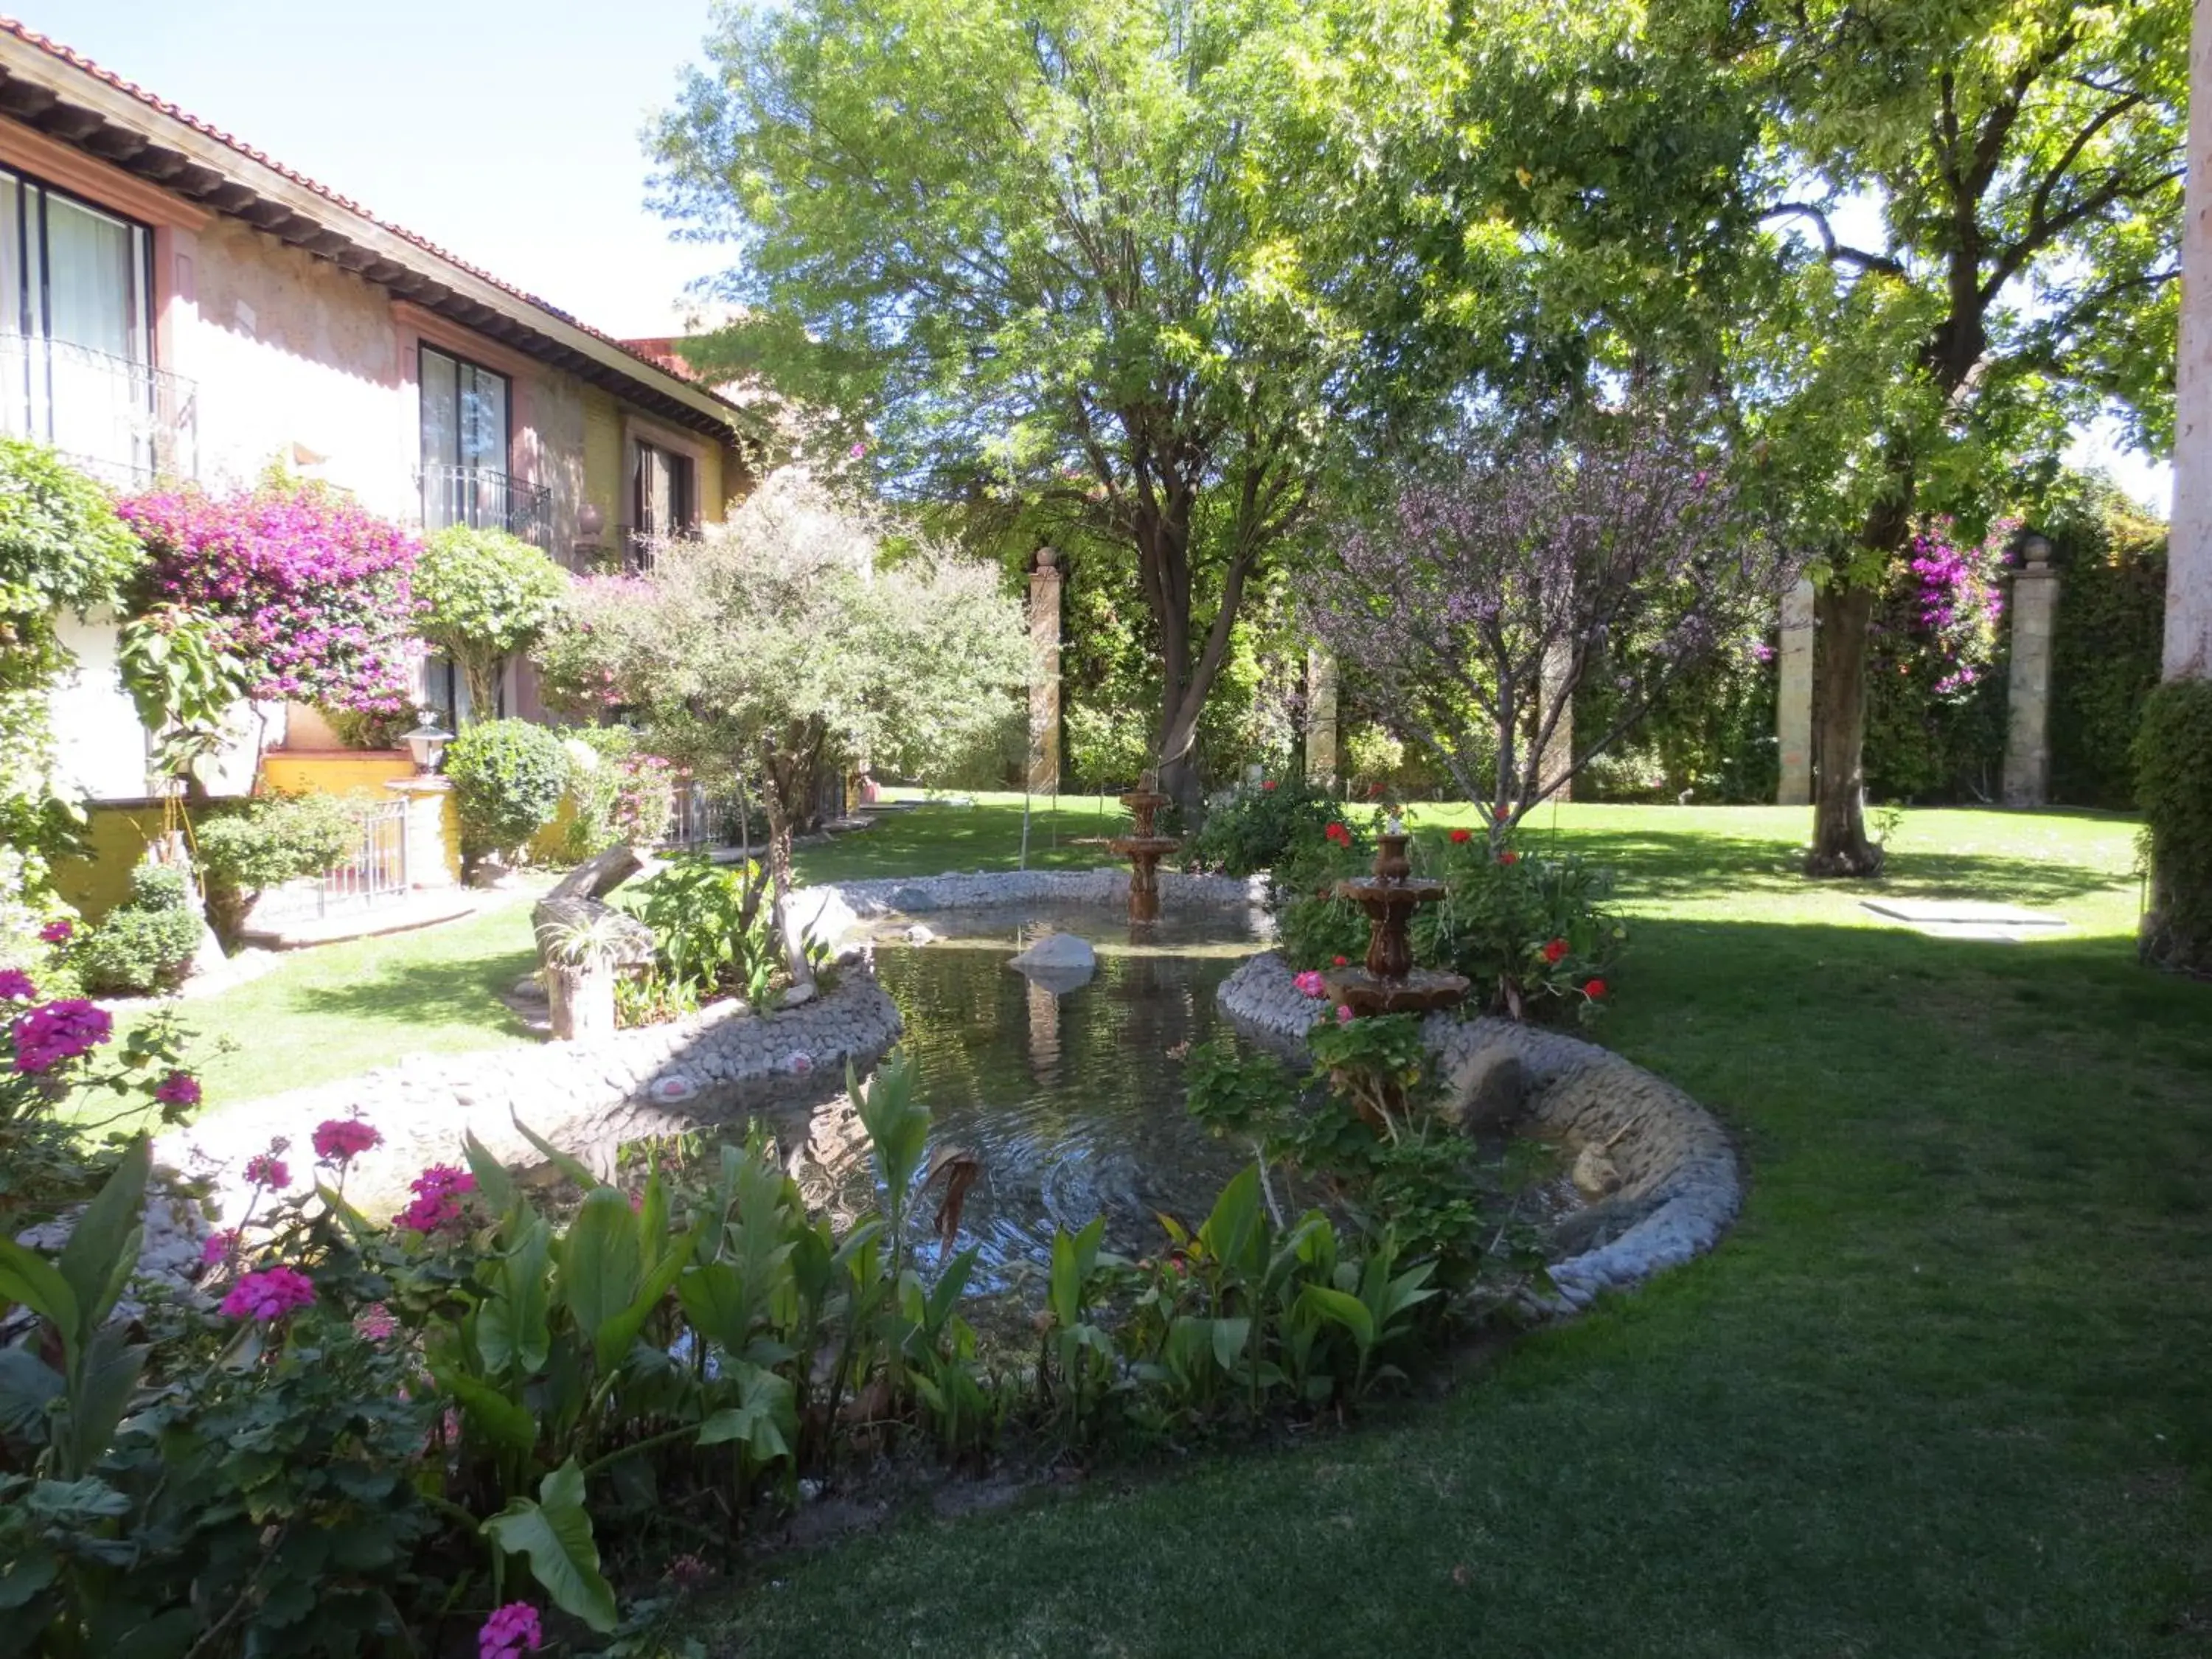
left=117, top=480, right=421, bottom=712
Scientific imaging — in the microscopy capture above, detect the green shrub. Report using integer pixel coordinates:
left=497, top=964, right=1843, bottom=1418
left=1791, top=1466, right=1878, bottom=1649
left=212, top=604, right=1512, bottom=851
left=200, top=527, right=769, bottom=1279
left=74, top=866, right=203, bottom=995
left=618, top=854, right=777, bottom=1001
left=543, top=726, right=676, bottom=862
left=2048, top=482, right=2168, bottom=808
left=1188, top=776, right=1348, bottom=877
left=414, top=524, right=569, bottom=717
left=1413, top=835, right=1627, bottom=1023
left=195, top=791, right=360, bottom=948
left=2135, top=677, right=2212, bottom=975
left=444, top=718, right=570, bottom=875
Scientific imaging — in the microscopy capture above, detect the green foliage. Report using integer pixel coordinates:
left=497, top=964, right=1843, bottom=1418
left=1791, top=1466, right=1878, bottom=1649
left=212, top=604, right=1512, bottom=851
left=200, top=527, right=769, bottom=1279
left=415, top=525, right=570, bottom=721
left=1188, top=778, right=1348, bottom=878
left=620, top=855, right=776, bottom=1002
left=2048, top=479, right=2169, bottom=808
left=194, top=791, right=361, bottom=950
left=2135, top=677, right=2212, bottom=974
left=1417, top=839, right=1627, bottom=1024
left=546, top=728, right=677, bottom=863
left=0, top=439, right=145, bottom=955
left=114, top=605, right=252, bottom=790
left=1576, top=639, right=1779, bottom=805
left=73, top=870, right=202, bottom=997
left=445, top=719, right=571, bottom=874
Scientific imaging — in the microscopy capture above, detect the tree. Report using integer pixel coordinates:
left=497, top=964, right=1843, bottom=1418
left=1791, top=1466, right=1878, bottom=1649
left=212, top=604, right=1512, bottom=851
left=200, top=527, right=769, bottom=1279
left=650, top=0, right=1431, bottom=821
left=540, top=473, right=1026, bottom=984
left=413, top=526, right=570, bottom=725
left=1686, top=0, right=2186, bottom=873
left=1304, top=414, right=1800, bottom=844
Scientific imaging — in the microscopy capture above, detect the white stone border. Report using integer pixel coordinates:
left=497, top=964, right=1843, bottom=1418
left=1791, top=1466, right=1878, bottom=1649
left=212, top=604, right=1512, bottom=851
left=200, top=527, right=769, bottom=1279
left=1217, top=952, right=1742, bottom=1308
left=155, top=972, right=904, bottom=1223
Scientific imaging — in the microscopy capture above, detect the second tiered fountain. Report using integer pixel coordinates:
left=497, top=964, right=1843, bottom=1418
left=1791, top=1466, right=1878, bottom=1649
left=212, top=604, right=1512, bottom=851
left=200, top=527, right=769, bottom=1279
left=1324, top=818, right=1471, bottom=1017
left=1107, top=771, right=1180, bottom=923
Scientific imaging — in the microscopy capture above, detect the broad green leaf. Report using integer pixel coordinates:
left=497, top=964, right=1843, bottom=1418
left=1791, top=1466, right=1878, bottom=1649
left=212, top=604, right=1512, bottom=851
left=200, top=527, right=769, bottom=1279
left=0, top=1348, right=63, bottom=1442
left=593, top=1225, right=699, bottom=1374
left=478, top=1217, right=553, bottom=1377
left=1209, top=1315, right=1253, bottom=1374
left=57, top=1138, right=150, bottom=1338
left=482, top=1458, right=618, bottom=1633
left=54, top=1326, right=145, bottom=1480
left=0, top=1239, right=81, bottom=1356
left=558, top=1189, right=643, bottom=1351
left=509, top=1115, right=603, bottom=1192
left=435, top=1368, right=538, bottom=1456
left=463, top=1130, right=521, bottom=1221
left=1198, top=1165, right=1266, bottom=1279
left=1297, top=1283, right=1377, bottom=1354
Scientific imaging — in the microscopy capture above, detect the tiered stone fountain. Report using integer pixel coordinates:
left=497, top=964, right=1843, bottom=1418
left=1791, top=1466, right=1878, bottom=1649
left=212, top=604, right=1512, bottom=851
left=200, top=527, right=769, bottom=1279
left=1107, top=771, right=1180, bottom=923
left=1324, top=818, right=1470, bottom=1016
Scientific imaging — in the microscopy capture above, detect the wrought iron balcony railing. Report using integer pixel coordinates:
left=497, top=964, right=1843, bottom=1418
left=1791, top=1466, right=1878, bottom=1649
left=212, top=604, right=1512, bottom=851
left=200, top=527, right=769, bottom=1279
left=418, top=464, right=552, bottom=550
left=0, top=333, right=198, bottom=484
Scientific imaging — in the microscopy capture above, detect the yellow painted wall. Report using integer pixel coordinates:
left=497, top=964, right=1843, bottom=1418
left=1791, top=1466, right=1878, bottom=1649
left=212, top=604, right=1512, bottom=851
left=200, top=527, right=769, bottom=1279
left=582, top=389, right=623, bottom=554
left=260, top=751, right=417, bottom=799
left=48, top=802, right=170, bottom=922
left=699, top=442, right=726, bottom=525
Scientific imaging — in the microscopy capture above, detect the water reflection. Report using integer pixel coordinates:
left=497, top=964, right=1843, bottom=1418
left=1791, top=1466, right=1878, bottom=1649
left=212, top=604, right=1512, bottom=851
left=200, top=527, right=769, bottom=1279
left=796, top=904, right=1266, bottom=1290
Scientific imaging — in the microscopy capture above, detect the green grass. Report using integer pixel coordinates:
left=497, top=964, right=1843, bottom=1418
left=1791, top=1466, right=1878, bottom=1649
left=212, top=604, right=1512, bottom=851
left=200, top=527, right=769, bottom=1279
left=97, top=899, right=543, bottom=1119
left=653, top=796, right=2212, bottom=1658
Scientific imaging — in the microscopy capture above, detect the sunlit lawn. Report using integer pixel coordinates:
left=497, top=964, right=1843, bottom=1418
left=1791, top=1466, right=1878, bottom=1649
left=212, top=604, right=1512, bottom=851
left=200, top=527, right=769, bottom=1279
left=112, top=790, right=2212, bottom=1652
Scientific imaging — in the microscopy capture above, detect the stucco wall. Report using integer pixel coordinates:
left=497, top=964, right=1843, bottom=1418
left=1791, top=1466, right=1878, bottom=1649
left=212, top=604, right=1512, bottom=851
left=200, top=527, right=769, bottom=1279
left=189, top=218, right=412, bottom=515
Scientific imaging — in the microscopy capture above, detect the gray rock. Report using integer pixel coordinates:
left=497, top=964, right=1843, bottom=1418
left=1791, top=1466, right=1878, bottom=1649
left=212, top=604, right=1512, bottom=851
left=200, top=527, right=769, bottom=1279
left=1571, top=1143, right=1624, bottom=1198
left=1441, top=1047, right=1529, bottom=1133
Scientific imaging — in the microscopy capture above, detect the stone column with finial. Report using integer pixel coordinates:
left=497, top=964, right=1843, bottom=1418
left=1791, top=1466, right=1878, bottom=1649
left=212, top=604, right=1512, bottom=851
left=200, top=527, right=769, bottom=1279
left=1304, top=647, right=1340, bottom=788
left=2002, top=532, right=2060, bottom=808
left=1028, top=546, right=1062, bottom=793
left=1776, top=577, right=1816, bottom=806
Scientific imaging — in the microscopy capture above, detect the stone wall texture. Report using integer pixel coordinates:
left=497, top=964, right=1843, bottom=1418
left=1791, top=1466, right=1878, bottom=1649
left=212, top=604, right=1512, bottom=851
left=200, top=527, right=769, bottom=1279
left=1217, top=953, right=1742, bottom=1308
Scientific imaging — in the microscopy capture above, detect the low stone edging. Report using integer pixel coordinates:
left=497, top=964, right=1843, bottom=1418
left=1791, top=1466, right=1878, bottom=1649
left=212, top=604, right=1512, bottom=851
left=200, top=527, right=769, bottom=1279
left=1217, top=952, right=1742, bottom=1309
left=827, top=866, right=1271, bottom=919
left=155, top=971, right=903, bottom=1223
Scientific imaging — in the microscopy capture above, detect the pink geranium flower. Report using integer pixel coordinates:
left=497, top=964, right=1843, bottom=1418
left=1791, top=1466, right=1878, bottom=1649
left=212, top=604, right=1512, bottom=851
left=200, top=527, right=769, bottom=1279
left=244, top=1151, right=290, bottom=1190
left=220, top=1265, right=316, bottom=1322
left=154, top=1071, right=201, bottom=1107
left=11, top=1001, right=111, bottom=1073
left=0, top=968, right=35, bottom=1001
left=1335, top=1004, right=1355, bottom=1025
left=312, top=1116, right=381, bottom=1164
left=396, top=1164, right=476, bottom=1233
left=38, top=919, right=72, bottom=945
left=1292, top=970, right=1327, bottom=998
left=479, top=1602, right=543, bottom=1658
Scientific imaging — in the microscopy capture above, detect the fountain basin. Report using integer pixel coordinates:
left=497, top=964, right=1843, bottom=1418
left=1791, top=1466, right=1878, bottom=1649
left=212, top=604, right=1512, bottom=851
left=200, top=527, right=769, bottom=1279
left=1324, top=964, right=1472, bottom=1017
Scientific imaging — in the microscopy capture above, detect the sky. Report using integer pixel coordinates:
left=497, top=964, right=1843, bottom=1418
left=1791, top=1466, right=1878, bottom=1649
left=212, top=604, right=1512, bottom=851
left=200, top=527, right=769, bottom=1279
left=38, top=0, right=731, bottom=338
left=30, top=1, right=2177, bottom=516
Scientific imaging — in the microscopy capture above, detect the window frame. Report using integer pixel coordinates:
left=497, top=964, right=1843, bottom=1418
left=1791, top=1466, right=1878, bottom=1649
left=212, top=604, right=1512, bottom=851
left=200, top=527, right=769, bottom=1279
left=417, top=341, right=513, bottom=477
left=630, top=436, right=698, bottom=542
left=0, top=161, right=156, bottom=361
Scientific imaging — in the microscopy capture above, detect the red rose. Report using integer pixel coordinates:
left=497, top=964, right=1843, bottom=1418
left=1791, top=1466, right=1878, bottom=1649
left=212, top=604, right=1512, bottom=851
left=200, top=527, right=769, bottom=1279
left=1449, top=828, right=1472, bottom=844
left=1499, top=851, right=1520, bottom=866
left=1324, top=821, right=1350, bottom=846
left=1543, top=938, right=1568, bottom=964
left=1332, top=955, right=1348, bottom=967
left=1262, top=780, right=1277, bottom=791
left=1583, top=978, right=1607, bottom=999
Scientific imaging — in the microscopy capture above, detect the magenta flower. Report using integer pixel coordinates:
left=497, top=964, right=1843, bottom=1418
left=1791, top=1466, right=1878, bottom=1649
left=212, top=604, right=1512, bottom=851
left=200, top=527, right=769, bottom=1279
left=200, top=1228, right=237, bottom=1267
left=38, top=919, right=72, bottom=945
left=479, top=1601, right=543, bottom=1658
left=0, top=968, right=33, bottom=1001
left=1335, top=1004, right=1355, bottom=1026
left=220, top=1265, right=316, bottom=1322
left=312, top=1117, right=382, bottom=1164
left=395, top=1164, right=476, bottom=1233
left=11, top=1000, right=112, bottom=1073
left=353, top=1303, right=397, bottom=1342
left=1292, top=970, right=1327, bottom=998
left=244, top=1152, right=290, bottom=1191
left=154, top=1071, right=201, bottom=1107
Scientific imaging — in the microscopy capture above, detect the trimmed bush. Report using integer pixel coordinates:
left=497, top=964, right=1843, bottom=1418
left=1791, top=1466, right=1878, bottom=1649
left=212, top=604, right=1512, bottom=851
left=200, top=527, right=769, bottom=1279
left=414, top=525, right=569, bottom=719
left=1187, top=776, right=1348, bottom=877
left=195, top=793, right=361, bottom=949
left=74, top=865, right=202, bottom=995
left=445, top=719, right=570, bottom=876
left=2048, top=482, right=2168, bottom=808
left=2135, top=677, right=2212, bottom=975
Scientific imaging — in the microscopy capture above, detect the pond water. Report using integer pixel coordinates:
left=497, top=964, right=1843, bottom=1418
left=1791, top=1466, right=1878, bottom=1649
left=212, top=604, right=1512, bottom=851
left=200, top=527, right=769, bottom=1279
left=797, top=903, right=1270, bottom=1298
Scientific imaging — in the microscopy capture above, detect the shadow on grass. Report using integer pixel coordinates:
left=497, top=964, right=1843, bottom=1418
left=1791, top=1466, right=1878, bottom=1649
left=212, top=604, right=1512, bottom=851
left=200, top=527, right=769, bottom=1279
left=291, top=945, right=539, bottom=1039
left=1532, top=825, right=2134, bottom=907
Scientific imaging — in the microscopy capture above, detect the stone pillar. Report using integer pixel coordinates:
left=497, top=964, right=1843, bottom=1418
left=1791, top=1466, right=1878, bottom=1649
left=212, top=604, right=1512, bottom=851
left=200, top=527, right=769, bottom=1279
left=2168, top=0, right=2212, bottom=680
left=385, top=776, right=460, bottom=888
left=1537, top=641, right=1573, bottom=803
left=1304, top=647, right=1340, bottom=787
left=1776, top=577, right=1816, bottom=806
left=2002, top=536, right=2060, bottom=807
left=1027, top=548, right=1062, bottom=792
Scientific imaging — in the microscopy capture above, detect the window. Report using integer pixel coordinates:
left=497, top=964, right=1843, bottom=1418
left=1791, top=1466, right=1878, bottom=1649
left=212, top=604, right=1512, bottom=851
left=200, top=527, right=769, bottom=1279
left=0, top=166, right=156, bottom=474
left=419, top=344, right=521, bottom=537
left=631, top=439, right=696, bottom=543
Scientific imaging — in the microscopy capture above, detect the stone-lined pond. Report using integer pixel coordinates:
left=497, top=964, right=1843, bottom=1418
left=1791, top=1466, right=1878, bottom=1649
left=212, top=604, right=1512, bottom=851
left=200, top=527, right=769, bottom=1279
left=796, top=903, right=1267, bottom=1295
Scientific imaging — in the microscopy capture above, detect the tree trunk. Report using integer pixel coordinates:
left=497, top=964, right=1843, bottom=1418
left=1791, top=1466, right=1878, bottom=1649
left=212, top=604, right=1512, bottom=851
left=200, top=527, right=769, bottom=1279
left=759, top=770, right=815, bottom=998
left=461, top=655, right=503, bottom=726
left=1805, top=583, right=1883, bottom=877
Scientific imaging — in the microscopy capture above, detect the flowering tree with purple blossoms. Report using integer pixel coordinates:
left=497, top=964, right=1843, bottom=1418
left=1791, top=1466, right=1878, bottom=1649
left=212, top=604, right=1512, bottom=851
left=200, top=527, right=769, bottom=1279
left=1305, top=418, right=1802, bottom=844
left=118, top=476, right=421, bottom=723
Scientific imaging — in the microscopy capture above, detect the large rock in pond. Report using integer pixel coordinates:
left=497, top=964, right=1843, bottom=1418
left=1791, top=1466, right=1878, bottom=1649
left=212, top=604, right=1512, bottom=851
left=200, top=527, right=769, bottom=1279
left=1007, top=931, right=1097, bottom=995
left=1439, top=1046, right=1531, bottom=1133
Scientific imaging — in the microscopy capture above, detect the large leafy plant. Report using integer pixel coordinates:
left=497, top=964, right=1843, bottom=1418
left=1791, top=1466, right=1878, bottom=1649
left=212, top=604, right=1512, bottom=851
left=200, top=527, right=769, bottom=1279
left=414, top=526, right=569, bottom=722
left=445, top=720, right=571, bottom=877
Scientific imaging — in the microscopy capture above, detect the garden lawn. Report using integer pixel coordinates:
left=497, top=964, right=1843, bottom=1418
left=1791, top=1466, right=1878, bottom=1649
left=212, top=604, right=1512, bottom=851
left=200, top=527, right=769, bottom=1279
left=661, top=796, right=2212, bottom=1658
left=93, top=897, right=542, bottom=1126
